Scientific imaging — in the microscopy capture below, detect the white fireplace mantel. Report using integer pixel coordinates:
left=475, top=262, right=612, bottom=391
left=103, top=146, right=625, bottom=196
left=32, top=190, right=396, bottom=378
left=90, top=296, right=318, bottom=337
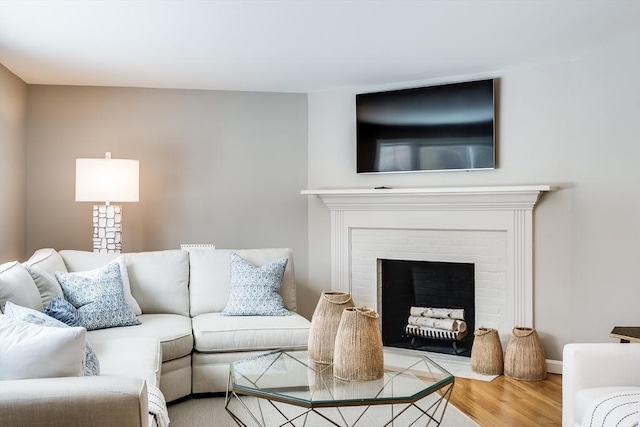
left=303, top=185, right=554, bottom=335
left=301, top=185, right=552, bottom=211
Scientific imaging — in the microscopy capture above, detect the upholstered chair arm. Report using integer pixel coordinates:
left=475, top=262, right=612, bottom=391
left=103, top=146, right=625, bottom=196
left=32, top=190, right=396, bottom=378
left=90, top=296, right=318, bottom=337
left=0, top=376, right=151, bottom=427
left=562, top=343, right=640, bottom=427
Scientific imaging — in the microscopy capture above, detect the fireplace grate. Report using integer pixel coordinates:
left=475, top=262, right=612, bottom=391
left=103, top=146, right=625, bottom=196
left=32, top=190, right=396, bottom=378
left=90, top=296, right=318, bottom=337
left=405, top=324, right=466, bottom=341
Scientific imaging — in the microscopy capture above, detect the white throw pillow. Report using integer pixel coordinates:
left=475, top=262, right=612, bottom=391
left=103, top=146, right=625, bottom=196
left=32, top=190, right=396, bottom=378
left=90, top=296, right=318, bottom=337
left=0, top=314, right=86, bottom=380
left=4, top=301, right=100, bottom=376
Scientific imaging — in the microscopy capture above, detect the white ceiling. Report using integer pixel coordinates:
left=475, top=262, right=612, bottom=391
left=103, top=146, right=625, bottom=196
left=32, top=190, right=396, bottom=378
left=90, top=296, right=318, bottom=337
left=1, top=0, right=638, bottom=93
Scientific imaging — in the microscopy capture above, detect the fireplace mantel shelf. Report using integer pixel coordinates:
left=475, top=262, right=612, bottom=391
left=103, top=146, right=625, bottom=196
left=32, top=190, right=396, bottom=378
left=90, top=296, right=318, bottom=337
left=302, top=185, right=554, bottom=211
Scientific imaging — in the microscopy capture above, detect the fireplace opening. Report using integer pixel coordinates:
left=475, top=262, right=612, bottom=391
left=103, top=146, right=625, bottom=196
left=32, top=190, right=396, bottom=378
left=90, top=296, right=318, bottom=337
left=381, top=259, right=475, bottom=356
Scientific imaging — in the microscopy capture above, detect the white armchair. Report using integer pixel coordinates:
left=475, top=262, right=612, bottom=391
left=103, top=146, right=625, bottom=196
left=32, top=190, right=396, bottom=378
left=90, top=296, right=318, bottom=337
left=562, top=343, right=640, bottom=427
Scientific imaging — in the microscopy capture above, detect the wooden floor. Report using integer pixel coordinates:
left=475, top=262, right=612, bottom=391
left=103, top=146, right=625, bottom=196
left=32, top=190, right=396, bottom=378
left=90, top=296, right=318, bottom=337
left=450, top=373, right=563, bottom=426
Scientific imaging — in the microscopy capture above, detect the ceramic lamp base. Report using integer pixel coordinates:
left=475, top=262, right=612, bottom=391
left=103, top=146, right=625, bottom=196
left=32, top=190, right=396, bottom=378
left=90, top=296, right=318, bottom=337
left=92, top=204, right=122, bottom=253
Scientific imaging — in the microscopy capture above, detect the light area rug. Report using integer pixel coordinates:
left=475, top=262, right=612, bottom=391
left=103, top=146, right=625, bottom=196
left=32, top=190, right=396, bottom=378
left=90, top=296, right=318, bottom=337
left=418, top=351, right=498, bottom=382
left=168, top=394, right=480, bottom=427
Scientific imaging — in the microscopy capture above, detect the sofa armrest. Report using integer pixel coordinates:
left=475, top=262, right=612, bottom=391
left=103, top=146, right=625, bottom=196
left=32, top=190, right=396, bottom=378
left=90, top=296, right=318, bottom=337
left=0, top=376, right=150, bottom=427
left=562, top=343, right=640, bottom=427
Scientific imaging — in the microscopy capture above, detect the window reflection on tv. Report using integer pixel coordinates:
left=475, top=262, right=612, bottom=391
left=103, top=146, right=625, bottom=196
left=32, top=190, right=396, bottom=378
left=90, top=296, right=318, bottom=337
left=357, top=79, right=495, bottom=174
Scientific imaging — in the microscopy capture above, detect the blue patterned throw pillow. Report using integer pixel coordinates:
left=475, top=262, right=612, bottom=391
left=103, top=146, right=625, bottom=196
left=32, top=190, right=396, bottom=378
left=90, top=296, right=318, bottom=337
left=55, top=262, right=140, bottom=331
left=45, top=295, right=81, bottom=327
left=3, top=301, right=100, bottom=376
left=222, top=252, right=290, bottom=316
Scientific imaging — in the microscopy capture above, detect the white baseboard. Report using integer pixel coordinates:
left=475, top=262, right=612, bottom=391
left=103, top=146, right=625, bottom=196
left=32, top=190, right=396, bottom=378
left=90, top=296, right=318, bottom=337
left=546, top=359, right=562, bottom=375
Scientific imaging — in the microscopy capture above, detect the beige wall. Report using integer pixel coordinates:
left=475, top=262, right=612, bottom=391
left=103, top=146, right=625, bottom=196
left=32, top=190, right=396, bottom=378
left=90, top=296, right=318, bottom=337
left=0, top=64, right=28, bottom=263
left=306, top=32, right=640, bottom=360
left=25, top=86, right=309, bottom=297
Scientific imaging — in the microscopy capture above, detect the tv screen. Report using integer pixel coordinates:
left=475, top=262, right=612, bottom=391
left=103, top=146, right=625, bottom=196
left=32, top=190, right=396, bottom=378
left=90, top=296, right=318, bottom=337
left=356, top=79, right=495, bottom=174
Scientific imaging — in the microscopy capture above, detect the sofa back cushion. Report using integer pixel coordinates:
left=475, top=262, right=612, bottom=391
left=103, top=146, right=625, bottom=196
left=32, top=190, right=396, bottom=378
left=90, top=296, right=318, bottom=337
left=189, top=248, right=297, bottom=317
left=59, top=250, right=190, bottom=316
left=22, top=248, right=67, bottom=308
left=56, top=252, right=142, bottom=315
left=0, top=262, right=44, bottom=313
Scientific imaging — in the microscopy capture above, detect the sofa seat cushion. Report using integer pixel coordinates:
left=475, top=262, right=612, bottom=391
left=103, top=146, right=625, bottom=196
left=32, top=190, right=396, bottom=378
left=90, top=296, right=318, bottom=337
left=90, top=337, right=162, bottom=387
left=576, top=386, right=640, bottom=425
left=87, top=314, right=193, bottom=362
left=192, top=312, right=310, bottom=352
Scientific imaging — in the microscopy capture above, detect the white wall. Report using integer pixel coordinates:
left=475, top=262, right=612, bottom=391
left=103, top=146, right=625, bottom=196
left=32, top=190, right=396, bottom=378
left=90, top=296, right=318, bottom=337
left=567, top=33, right=640, bottom=345
left=307, top=32, right=640, bottom=360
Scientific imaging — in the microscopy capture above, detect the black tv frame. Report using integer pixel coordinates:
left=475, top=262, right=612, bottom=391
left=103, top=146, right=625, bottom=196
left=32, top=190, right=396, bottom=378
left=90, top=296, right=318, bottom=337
left=356, top=79, right=496, bottom=174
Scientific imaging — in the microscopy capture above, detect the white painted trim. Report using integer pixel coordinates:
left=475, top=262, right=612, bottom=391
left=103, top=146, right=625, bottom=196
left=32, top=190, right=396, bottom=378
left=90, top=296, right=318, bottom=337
left=302, top=185, right=553, bottom=211
left=301, top=185, right=553, bottom=196
left=304, top=185, right=554, bottom=339
left=546, top=359, right=563, bottom=375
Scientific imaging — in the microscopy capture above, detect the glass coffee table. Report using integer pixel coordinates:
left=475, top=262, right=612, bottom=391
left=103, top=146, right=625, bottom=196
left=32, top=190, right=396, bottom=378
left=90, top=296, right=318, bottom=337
left=225, top=347, right=454, bottom=426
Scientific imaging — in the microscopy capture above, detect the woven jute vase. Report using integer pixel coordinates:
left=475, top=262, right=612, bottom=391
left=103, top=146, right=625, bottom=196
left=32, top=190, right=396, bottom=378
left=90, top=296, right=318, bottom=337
left=471, top=327, right=504, bottom=375
left=333, top=307, right=384, bottom=382
left=308, top=291, right=355, bottom=364
left=504, top=327, right=547, bottom=381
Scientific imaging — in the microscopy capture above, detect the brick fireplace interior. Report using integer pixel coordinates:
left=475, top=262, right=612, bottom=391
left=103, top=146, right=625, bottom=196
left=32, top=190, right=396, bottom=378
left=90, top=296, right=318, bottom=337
left=381, top=259, right=476, bottom=356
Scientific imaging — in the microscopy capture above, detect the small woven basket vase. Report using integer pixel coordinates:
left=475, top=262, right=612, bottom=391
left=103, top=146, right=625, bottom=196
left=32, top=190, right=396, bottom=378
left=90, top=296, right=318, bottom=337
left=470, top=327, right=504, bottom=375
left=333, top=307, right=384, bottom=382
left=308, top=291, right=355, bottom=364
left=504, top=327, right=547, bottom=381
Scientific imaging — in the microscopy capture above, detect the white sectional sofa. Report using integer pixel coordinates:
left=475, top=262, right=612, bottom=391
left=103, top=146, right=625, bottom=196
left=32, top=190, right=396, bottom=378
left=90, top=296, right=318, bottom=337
left=0, top=247, right=311, bottom=427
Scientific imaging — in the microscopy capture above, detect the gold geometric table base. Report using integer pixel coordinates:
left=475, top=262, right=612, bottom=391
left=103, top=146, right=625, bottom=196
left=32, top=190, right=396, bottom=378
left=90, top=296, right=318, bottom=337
left=225, top=348, right=455, bottom=427
left=225, top=382, right=454, bottom=427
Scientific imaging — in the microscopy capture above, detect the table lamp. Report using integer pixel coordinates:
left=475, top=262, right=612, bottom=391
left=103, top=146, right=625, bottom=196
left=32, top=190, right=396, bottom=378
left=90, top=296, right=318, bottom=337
left=75, top=152, right=139, bottom=253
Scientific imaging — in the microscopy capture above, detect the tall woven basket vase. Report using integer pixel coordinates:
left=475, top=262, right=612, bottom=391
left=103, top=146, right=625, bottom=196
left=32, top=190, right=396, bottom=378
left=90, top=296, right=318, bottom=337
left=470, top=327, right=504, bottom=375
left=308, top=291, right=354, bottom=364
left=333, top=307, right=384, bottom=382
left=504, top=327, right=547, bottom=381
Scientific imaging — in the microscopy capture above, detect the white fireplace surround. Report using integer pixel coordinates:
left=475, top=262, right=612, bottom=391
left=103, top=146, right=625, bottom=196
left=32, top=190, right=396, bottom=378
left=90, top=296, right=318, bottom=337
left=303, top=186, right=552, bottom=342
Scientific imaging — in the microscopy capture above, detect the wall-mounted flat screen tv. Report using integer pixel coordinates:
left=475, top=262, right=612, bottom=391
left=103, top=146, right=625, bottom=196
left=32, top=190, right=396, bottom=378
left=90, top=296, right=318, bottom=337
left=356, top=79, right=495, bottom=174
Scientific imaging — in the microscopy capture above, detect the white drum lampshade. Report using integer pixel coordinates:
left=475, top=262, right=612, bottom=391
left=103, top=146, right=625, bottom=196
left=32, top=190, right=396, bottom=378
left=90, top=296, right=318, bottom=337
left=75, top=152, right=139, bottom=253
